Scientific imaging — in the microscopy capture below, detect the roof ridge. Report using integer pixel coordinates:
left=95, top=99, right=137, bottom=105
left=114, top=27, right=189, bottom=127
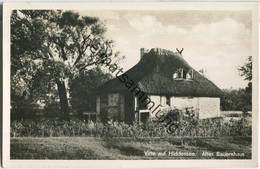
left=149, top=48, right=175, bottom=56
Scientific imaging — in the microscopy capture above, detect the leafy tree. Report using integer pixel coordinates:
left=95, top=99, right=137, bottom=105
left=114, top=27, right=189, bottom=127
left=220, top=88, right=251, bottom=111
left=238, top=56, right=252, bottom=81
left=238, top=56, right=252, bottom=112
left=221, top=56, right=253, bottom=112
left=11, top=10, right=53, bottom=119
left=11, top=10, right=122, bottom=119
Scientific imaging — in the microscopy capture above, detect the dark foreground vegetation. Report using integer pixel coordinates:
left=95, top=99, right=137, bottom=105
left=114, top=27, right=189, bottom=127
left=11, top=117, right=251, bottom=138
left=11, top=136, right=251, bottom=159
left=11, top=107, right=252, bottom=160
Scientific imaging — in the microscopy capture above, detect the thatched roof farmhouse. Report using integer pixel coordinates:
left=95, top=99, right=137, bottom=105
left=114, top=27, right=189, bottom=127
left=93, top=48, right=222, bottom=123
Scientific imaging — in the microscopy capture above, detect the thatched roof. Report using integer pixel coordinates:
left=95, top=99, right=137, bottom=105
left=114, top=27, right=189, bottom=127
left=96, top=48, right=223, bottom=97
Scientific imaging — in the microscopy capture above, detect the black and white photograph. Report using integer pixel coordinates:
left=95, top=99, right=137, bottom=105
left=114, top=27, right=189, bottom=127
left=2, top=2, right=259, bottom=168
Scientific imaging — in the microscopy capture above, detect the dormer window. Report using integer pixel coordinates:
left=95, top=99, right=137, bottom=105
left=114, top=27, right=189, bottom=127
left=183, top=69, right=187, bottom=79
left=173, top=68, right=183, bottom=79
left=186, top=70, right=194, bottom=80
left=173, top=68, right=193, bottom=80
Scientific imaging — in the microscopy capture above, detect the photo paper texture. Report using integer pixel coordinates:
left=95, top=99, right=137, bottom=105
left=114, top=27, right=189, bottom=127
left=2, top=2, right=259, bottom=168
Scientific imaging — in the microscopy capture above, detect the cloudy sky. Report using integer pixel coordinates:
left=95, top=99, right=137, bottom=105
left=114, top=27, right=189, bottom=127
left=79, top=10, right=252, bottom=89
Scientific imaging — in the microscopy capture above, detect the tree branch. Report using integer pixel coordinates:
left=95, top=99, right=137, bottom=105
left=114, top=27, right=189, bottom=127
left=73, top=34, right=91, bottom=66
left=78, top=60, right=100, bottom=72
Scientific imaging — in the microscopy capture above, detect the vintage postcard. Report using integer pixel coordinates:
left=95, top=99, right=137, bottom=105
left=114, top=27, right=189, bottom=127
left=2, top=2, right=259, bottom=168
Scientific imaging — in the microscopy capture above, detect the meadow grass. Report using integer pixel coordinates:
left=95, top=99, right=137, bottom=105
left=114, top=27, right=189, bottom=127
left=11, top=136, right=251, bottom=160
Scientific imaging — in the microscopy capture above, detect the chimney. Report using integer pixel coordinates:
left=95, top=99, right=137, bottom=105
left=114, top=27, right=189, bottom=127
left=140, top=48, right=145, bottom=58
left=140, top=48, right=149, bottom=59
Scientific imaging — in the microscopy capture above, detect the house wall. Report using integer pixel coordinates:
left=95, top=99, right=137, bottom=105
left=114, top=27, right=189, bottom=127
left=149, top=95, right=161, bottom=107
left=96, top=93, right=220, bottom=122
left=197, top=97, right=220, bottom=119
left=171, top=96, right=198, bottom=109
left=148, top=95, right=220, bottom=119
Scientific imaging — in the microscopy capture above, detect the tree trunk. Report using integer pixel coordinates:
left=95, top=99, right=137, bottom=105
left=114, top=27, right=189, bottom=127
left=56, top=79, right=69, bottom=119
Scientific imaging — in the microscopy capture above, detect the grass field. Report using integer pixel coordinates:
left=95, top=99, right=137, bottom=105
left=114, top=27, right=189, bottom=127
left=11, top=136, right=251, bottom=160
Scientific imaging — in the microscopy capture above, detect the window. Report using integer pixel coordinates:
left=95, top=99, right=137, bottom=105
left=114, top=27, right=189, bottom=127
left=139, top=110, right=149, bottom=123
left=183, top=69, right=187, bottom=79
left=108, top=93, right=119, bottom=106
left=160, top=96, right=171, bottom=106
left=173, top=68, right=193, bottom=80
left=186, top=70, right=194, bottom=80
left=160, top=96, right=167, bottom=106
left=173, top=68, right=183, bottom=79
left=166, top=96, right=171, bottom=106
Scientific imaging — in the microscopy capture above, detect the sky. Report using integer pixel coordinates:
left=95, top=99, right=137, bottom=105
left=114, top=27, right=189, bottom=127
left=78, top=10, right=252, bottom=89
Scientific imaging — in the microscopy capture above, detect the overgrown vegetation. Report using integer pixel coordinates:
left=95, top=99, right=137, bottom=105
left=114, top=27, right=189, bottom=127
left=10, top=107, right=252, bottom=159
left=11, top=117, right=251, bottom=138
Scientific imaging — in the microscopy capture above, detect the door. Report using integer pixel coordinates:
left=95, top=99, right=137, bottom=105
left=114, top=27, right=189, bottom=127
left=124, top=91, right=135, bottom=123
